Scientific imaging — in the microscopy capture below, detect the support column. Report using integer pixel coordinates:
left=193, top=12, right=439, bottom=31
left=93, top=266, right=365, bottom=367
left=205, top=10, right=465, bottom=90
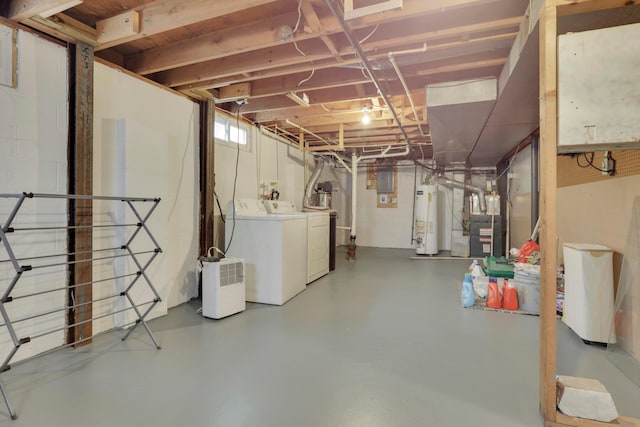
left=67, top=42, right=94, bottom=346
left=539, top=4, right=558, bottom=422
left=199, top=100, right=215, bottom=259
left=347, top=153, right=358, bottom=260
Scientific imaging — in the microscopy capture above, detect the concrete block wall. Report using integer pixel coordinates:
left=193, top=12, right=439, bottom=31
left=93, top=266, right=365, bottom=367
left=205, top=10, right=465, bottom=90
left=0, top=29, right=68, bottom=361
left=212, top=124, right=310, bottom=250
left=93, top=62, right=200, bottom=333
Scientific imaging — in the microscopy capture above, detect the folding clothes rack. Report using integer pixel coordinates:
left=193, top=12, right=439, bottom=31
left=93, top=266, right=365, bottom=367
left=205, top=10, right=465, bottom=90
left=0, top=193, right=162, bottom=420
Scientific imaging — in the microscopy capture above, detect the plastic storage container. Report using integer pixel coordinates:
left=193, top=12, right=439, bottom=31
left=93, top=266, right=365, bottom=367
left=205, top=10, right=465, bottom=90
left=484, top=256, right=515, bottom=279
left=562, top=243, right=615, bottom=344
left=515, top=281, right=540, bottom=313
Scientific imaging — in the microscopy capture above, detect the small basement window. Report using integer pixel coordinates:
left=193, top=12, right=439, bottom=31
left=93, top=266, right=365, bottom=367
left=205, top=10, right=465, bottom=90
left=215, top=116, right=248, bottom=147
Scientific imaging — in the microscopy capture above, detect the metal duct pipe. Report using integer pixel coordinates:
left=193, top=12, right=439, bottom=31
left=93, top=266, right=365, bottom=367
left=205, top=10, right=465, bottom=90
left=303, top=157, right=325, bottom=209
left=325, top=0, right=411, bottom=146
left=388, top=44, right=428, bottom=137
left=436, top=176, right=487, bottom=213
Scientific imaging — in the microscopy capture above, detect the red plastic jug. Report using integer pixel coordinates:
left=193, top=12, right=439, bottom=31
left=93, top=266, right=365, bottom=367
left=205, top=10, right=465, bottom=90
left=487, top=278, right=502, bottom=309
left=502, top=279, right=519, bottom=310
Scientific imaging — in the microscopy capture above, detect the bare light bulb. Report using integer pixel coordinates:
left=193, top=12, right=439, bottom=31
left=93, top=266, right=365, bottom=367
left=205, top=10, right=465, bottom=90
left=362, top=113, right=371, bottom=125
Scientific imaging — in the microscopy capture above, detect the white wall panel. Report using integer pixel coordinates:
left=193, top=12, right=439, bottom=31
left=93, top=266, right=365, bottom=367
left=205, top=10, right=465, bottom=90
left=0, top=30, right=68, bottom=362
left=93, top=62, right=199, bottom=333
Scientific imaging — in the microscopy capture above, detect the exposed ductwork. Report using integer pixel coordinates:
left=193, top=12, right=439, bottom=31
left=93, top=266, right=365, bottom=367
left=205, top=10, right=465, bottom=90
left=303, top=156, right=326, bottom=209
left=435, top=175, right=487, bottom=214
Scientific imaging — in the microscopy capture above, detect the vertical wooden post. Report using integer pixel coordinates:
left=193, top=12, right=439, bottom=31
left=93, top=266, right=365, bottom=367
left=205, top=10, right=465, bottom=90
left=339, top=123, right=344, bottom=151
left=539, top=3, right=558, bottom=421
left=200, top=100, right=215, bottom=258
left=68, top=41, right=94, bottom=346
left=299, top=132, right=304, bottom=151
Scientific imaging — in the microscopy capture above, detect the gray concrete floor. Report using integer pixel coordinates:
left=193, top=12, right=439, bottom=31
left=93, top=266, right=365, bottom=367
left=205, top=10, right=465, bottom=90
left=1, top=247, right=639, bottom=426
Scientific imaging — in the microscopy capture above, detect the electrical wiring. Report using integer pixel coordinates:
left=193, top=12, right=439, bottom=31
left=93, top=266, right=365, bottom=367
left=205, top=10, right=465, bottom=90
left=168, top=107, right=195, bottom=220
left=214, top=191, right=225, bottom=223
left=293, top=40, right=307, bottom=57
left=496, top=141, right=522, bottom=180
left=207, top=246, right=226, bottom=257
left=291, top=0, right=306, bottom=57
left=359, top=24, right=379, bottom=44
left=297, top=68, right=315, bottom=87
left=224, top=105, right=243, bottom=254
left=576, top=152, right=608, bottom=172
left=292, top=0, right=303, bottom=34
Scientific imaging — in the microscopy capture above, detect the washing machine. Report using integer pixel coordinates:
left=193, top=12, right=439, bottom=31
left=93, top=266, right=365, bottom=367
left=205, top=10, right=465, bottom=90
left=263, top=200, right=330, bottom=284
left=225, top=199, right=307, bottom=305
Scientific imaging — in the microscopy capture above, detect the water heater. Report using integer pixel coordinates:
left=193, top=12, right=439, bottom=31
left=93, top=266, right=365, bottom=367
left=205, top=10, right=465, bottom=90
left=415, top=185, right=438, bottom=255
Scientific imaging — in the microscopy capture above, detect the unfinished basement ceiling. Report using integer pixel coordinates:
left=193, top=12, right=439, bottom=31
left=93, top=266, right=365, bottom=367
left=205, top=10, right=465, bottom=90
left=6, top=0, right=639, bottom=165
left=2, top=0, right=529, bottom=160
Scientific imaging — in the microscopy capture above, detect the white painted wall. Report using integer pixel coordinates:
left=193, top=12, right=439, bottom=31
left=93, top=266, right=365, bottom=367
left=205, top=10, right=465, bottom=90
left=93, top=62, right=200, bottom=332
left=354, top=163, right=418, bottom=249
left=319, top=161, right=456, bottom=250
left=0, top=29, right=68, bottom=361
left=213, top=124, right=310, bottom=245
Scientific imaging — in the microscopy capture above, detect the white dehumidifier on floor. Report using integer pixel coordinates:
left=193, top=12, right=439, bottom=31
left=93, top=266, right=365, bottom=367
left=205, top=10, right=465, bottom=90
left=202, top=257, right=246, bottom=319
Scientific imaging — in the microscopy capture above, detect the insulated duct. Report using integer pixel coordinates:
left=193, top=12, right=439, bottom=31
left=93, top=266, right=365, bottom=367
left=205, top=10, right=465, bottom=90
left=436, top=176, right=487, bottom=213
left=303, top=157, right=325, bottom=209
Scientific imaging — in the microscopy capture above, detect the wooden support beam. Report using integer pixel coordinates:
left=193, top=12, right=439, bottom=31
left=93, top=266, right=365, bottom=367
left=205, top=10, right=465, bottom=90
left=95, top=0, right=281, bottom=51
left=339, top=123, right=344, bottom=150
left=539, top=3, right=558, bottom=423
left=156, top=38, right=332, bottom=87
left=8, top=0, right=82, bottom=21
left=128, top=0, right=512, bottom=76
left=27, top=13, right=97, bottom=46
left=125, top=11, right=300, bottom=74
left=199, top=100, right=216, bottom=260
left=68, top=41, right=93, bottom=347
left=299, top=132, right=305, bottom=150
left=96, top=10, right=139, bottom=45
left=171, top=14, right=518, bottom=92
left=300, top=1, right=342, bottom=59
left=218, top=83, right=252, bottom=102
left=304, top=144, right=343, bottom=152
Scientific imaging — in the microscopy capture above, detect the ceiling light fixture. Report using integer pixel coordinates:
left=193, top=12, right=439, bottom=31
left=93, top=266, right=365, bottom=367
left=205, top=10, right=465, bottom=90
left=361, top=105, right=372, bottom=125
left=286, top=91, right=310, bottom=107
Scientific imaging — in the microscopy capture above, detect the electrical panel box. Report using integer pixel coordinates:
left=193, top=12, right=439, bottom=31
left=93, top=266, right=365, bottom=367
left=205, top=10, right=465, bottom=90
left=376, top=165, right=394, bottom=193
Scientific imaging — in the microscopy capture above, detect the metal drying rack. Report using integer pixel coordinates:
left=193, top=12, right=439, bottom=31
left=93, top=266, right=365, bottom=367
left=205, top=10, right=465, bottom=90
left=0, top=192, right=163, bottom=420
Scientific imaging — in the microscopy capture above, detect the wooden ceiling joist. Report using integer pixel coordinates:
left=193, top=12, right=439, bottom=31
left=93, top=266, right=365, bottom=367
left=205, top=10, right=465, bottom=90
left=161, top=13, right=520, bottom=91
left=96, top=10, right=139, bottom=45
left=27, top=12, right=96, bottom=45
left=94, top=0, right=283, bottom=51
left=8, top=0, right=82, bottom=21
left=125, top=11, right=302, bottom=75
